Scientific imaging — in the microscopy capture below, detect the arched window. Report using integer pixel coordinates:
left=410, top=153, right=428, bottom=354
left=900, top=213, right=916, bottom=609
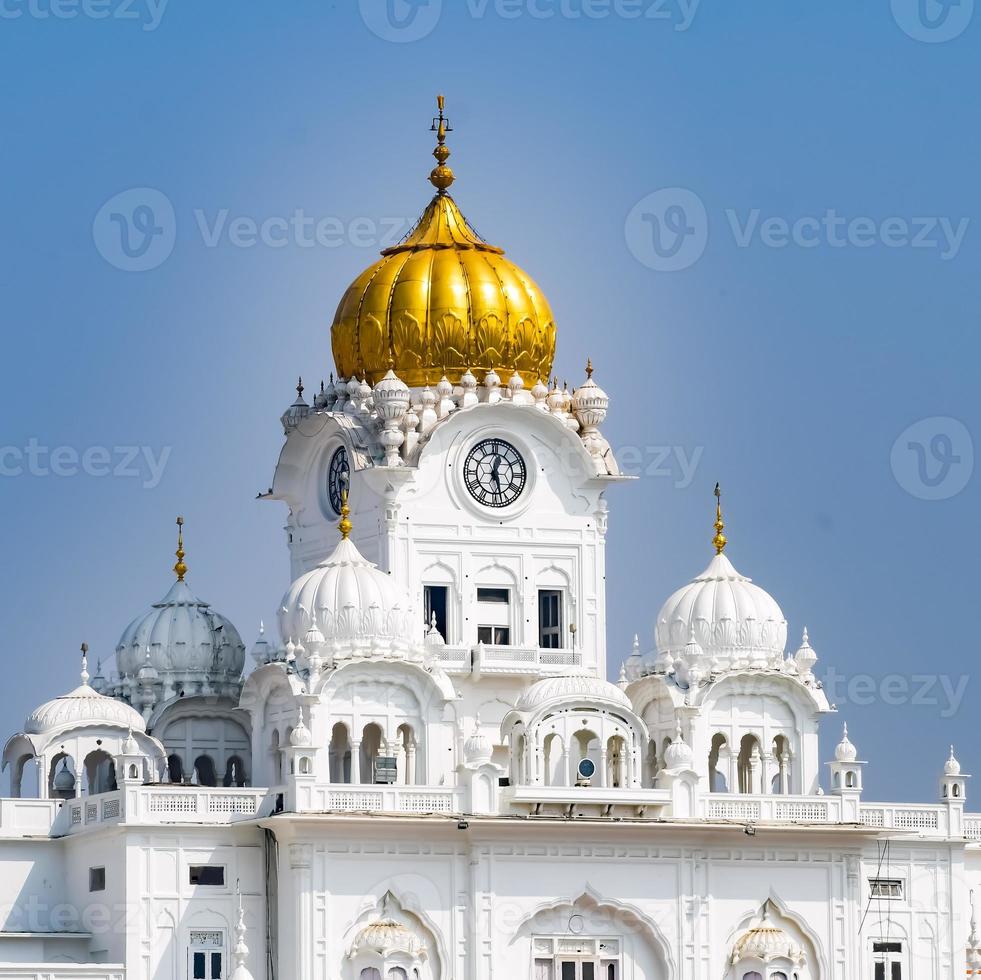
left=387, top=969, right=408, bottom=980
left=329, top=723, right=351, bottom=784
left=360, top=723, right=384, bottom=784
left=574, top=729, right=601, bottom=785
left=543, top=733, right=564, bottom=787
left=193, top=755, right=217, bottom=787
left=223, top=756, right=247, bottom=787
left=771, top=973, right=788, bottom=980
left=84, top=750, right=117, bottom=795
left=742, top=973, right=763, bottom=980
left=167, top=754, right=184, bottom=784
left=737, top=734, right=762, bottom=794
left=606, top=734, right=626, bottom=788
left=359, top=970, right=381, bottom=980
left=397, top=723, right=416, bottom=786
left=49, top=754, right=77, bottom=799
left=772, top=735, right=792, bottom=795
left=709, top=733, right=729, bottom=792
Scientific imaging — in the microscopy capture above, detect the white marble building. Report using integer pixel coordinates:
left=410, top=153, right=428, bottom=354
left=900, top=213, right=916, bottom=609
left=0, top=101, right=978, bottom=980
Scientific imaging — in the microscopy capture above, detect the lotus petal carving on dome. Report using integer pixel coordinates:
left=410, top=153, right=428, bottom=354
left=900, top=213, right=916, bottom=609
left=474, top=313, right=507, bottom=372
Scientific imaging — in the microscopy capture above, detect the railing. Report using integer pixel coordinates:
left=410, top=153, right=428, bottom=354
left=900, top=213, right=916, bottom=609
left=293, top=784, right=464, bottom=815
left=702, top=794, right=844, bottom=824
left=54, top=786, right=275, bottom=836
left=432, top=644, right=581, bottom=672
left=0, top=968, right=124, bottom=979
left=859, top=803, right=944, bottom=832
left=965, top=816, right=981, bottom=841
left=0, top=798, right=60, bottom=838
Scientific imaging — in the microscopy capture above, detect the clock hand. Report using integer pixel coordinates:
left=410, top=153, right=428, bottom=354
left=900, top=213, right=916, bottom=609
left=490, top=455, right=502, bottom=491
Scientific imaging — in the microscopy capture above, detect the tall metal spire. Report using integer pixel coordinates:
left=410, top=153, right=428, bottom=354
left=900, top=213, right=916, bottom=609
left=174, top=516, right=188, bottom=581
left=429, top=94, right=455, bottom=193
left=712, top=483, right=727, bottom=555
left=338, top=489, right=353, bottom=541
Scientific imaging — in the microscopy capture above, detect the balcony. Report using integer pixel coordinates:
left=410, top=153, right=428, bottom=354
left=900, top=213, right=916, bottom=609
left=505, top=784, right=671, bottom=819
left=52, top=785, right=276, bottom=837
left=290, top=784, right=465, bottom=815
left=431, top=643, right=582, bottom=674
left=0, top=799, right=60, bottom=838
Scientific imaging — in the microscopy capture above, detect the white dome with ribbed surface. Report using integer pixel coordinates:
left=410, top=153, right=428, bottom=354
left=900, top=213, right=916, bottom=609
left=26, top=683, right=146, bottom=736
left=656, top=553, right=787, bottom=666
left=116, top=580, right=246, bottom=682
left=278, top=537, right=417, bottom=651
left=516, top=674, right=631, bottom=713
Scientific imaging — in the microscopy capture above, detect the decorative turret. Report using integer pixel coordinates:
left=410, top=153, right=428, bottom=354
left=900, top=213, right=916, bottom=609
left=941, top=745, right=969, bottom=834
left=827, top=724, right=865, bottom=820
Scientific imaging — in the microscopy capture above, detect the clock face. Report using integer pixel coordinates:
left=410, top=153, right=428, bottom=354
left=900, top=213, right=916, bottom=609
left=464, top=438, right=527, bottom=508
left=327, top=446, right=349, bottom=516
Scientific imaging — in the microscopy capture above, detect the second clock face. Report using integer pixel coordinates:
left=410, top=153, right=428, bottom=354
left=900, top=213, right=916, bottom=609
left=327, top=446, right=349, bottom=516
left=464, top=438, right=527, bottom=508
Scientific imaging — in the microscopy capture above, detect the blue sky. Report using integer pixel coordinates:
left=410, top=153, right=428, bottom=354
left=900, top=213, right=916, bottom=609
left=0, top=0, right=977, bottom=801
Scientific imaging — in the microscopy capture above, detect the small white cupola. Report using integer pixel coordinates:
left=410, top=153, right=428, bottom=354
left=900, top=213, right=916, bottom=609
left=653, top=486, right=788, bottom=672
left=941, top=744, right=969, bottom=808
left=827, top=723, right=865, bottom=820
left=278, top=494, right=419, bottom=664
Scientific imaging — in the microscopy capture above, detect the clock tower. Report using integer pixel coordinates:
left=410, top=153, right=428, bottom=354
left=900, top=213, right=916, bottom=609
left=267, top=98, right=625, bottom=682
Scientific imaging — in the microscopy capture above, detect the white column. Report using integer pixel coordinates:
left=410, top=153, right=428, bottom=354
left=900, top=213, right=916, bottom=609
left=350, top=740, right=361, bottom=784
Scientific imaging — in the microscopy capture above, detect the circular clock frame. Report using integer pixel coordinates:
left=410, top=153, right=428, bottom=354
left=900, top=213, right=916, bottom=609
left=327, top=445, right=350, bottom=516
left=463, top=438, right=527, bottom=509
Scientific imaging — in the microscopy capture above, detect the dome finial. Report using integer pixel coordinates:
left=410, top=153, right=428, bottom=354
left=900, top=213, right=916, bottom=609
left=585, top=357, right=594, bottom=379
left=80, top=642, right=90, bottom=686
left=713, top=482, right=727, bottom=555
left=174, top=516, right=188, bottom=581
left=338, top=488, right=353, bottom=540
left=429, top=94, right=455, bottom=193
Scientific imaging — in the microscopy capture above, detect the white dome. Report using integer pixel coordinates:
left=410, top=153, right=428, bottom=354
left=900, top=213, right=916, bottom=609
left=656, top=553, right=787, bottom=666
left=835, top=724, right=857, bottom=763
left=731, top=913, right=804, bottom=964
left=516, top=674, right=632, bottom=713
left=26, top=682, right=147, bottom=736
left=279, top=537, right=417, bottom=652
left=116, top=579, right=245, bottom=682
left=351, top=920, right=424, bottom=958
left=945, top=745, right=962, bottom=776
left=663, top=722, right=694, bottom=770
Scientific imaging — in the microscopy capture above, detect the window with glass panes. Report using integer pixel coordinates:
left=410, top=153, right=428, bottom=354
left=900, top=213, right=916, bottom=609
left=532, top=937, right=619, bottom=980
left=188, top=931, right=224, bottom=979
left=538, top=589, right=563, bottom=648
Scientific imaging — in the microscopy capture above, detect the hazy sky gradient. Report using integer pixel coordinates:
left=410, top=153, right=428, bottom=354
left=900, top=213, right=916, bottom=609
left=0, top=0, right=977, bottom=801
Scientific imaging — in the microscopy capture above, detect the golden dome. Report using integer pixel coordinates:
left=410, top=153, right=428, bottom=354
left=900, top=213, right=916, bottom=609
left=330, top=98, right=557, bottom=388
